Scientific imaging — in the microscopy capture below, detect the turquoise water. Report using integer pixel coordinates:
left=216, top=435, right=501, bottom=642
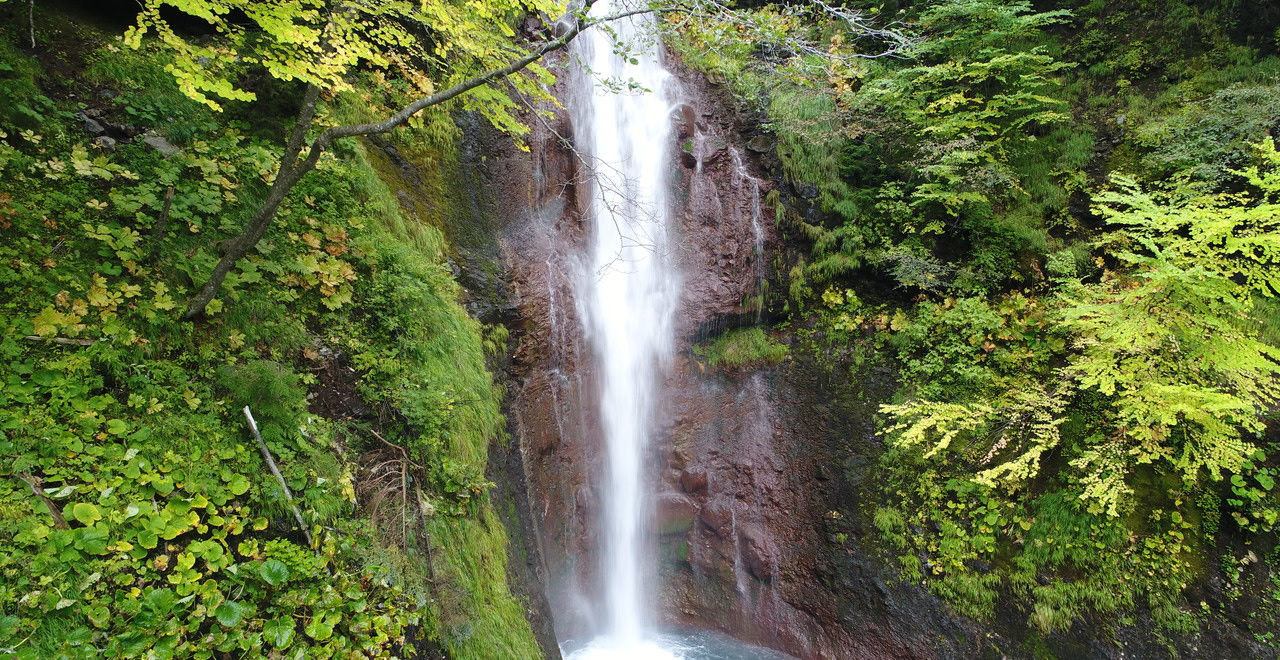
left=562, top=627, right=799, bottom=660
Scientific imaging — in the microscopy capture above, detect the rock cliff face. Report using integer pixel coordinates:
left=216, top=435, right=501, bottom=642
left=495, top=46, right=785, bottom=643
left=491, top=46, right=984, bottom=659
left=489, top=48, right=1272, bottom=660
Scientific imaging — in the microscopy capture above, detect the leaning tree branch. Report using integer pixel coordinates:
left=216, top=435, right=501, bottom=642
left=12, top=472, right=70, bottom=530
left=183, top=5, right=658, bottom=319
left=299, top=5, right=663, bottom=157
left=182, top=1, right=914, bottom=318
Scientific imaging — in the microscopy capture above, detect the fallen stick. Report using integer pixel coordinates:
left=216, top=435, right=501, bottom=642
left=149, top=185, right=176, bottom=259
left=243, top=406, right=313, bottom=546
left=368, top=429, right=412, bottom=544
left=13, top=472, right=70, bottom=530
left=24, top=336, right=95, bottom=346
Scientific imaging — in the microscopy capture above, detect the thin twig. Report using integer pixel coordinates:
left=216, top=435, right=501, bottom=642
left=367, top=430, right=410, bottom=544
left=24, top=335, right=94, bottom=346
left=243, top=406, right=313, bottom=546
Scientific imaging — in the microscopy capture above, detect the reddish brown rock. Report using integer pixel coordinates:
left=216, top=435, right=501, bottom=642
left=696, top=497, right=733, bottom=539
left=673, top=103, right=698, bottom=140
left=678, top=468, right=708, bottom=493
left=656, top=492, right=697, bottom=536
left=492, top=42, right=997, bottom=660
left=738, top=523, right=778, bottom=582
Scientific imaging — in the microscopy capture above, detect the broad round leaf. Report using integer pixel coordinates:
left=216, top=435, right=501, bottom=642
left=71, top=503, right=102, bottom=526
left=214, top=601, right=244, bottom=627
left=263, top=617, right=295, bottom=649
left=259, top=559, right=290, bottom=586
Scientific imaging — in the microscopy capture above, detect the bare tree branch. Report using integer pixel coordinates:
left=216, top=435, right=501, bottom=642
left=12, top=472, right=70, bottom=530
left=670, top=0, right=917, bottom=76
left=183, top=1, right=917, bottom=318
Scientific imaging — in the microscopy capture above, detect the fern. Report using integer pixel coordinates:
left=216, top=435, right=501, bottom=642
left=1059, top=143, right=1280, bottom=511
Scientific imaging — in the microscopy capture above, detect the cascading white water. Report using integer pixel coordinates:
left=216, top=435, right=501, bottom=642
left=560, top=5, right=800, bottom=660
left=566, top=1, right=681, bottom=658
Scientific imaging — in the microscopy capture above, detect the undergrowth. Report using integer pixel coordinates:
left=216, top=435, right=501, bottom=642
left=672, top=0, right=1280, bottom=646
left=0, top=14, right=540, bottom=660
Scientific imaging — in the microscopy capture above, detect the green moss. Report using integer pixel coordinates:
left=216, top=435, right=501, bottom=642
left=694, top=327, right=789, bottom=369
left=340, top=139, right=544, bottom=659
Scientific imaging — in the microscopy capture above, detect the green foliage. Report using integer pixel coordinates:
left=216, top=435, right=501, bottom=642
left=0, top=32, right=53, bottom=128
left=770, top=89, right=854, bottom=219
left=1132, top=82, right=1280, bottom=186
left=1057, top=157, right=1280, bottom=514
left=872, top=152, right=1280, bottom=632
left=875, top=0, right=1073, bottom=213
left=694, top=327, right=789, bottom=369
left=704, top=0, right=1083, bottom=298
left=0, top=119, right=410, bottom=658
left=888, top=293, right=1062, bottom=401
left=0, top=23, right=541, bottom=658
left=125, top=0, right=563, bottom=136
left=320, top=138, right=541, bottom=659
left=685, top=0, right=1280, bottom=642
left=218, top=360, right=306, bottom=441
left=83, top=42, right=215, bottom=143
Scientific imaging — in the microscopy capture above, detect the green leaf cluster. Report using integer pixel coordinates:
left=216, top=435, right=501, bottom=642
left=675, top=0, right=1280, bottom=637
left=124, top=0, right=565, bottom=137
left=0, top=21, right=541, bottom=658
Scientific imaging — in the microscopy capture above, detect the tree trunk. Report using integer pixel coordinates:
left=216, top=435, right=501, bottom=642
left=183, top=84, right=321, bottom=319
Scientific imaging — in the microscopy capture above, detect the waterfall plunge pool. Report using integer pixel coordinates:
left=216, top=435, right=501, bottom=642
left=562, top=627, right=799, bottom=660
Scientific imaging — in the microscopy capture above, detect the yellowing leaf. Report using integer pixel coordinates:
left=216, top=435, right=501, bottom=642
left=32, top=306, right=64, bottom=337
left=71, top=503, right=103, bottom=526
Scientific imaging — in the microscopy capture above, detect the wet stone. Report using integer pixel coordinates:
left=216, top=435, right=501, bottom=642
left=746, top=134, right=773, bottom=153
left=657, top=492, right=697, bottom=535
left=80, top=113, right=106, bottom=136
left=679, top=468, right=708, bottom=493
left=139, top=131, right=182, bottom=158
left=697, top=497, right=734, bottom=539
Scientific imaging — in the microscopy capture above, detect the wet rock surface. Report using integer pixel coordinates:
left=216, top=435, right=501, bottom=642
left=490, top=41, right=781, bottom=643
left=654, top=359, right=996, bottom=660
left=488, top=50, right=602, bottom=641
left=490, top=43, right=1276, bottom=660
left=490, top=45, right=992, bottom=660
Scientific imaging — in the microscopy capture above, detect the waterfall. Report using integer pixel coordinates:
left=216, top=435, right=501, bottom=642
left=557, top=4, right=798, bottom=660
left=566, top=0, right=682, bottom=657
